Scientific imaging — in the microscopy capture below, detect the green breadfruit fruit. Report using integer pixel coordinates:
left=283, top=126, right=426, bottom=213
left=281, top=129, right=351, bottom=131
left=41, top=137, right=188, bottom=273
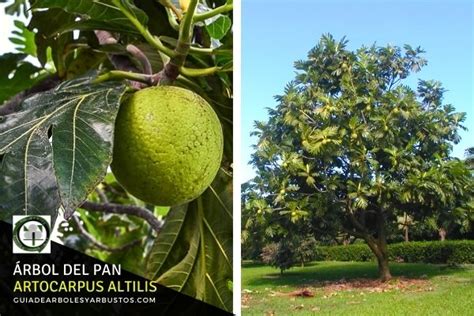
left=111, top=86, right=223, bottom=206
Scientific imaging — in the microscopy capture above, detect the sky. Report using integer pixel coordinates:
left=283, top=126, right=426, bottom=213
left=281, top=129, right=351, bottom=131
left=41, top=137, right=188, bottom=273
left=242, top=0, right=474, bottom=183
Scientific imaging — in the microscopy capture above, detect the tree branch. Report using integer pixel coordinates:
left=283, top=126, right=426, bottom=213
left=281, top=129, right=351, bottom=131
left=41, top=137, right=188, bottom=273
left=79, top=200, right=164, bottom=233
left=346, top=199, right=370, bottom=234
left=341, top=226, right=367, bottom=239
left=72, top=215, right=142, bottom=252
left=95, top=188, right=109, bottom=203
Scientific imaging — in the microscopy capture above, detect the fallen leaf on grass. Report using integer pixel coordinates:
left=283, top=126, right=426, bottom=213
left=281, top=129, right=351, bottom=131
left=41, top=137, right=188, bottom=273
left=294, top=304, right=305, bottom=310
left=315, top=277, right=432, bottom=295
left=241, top=293, right=252, bottom=306
left=270, top=288, right=315, bottom=298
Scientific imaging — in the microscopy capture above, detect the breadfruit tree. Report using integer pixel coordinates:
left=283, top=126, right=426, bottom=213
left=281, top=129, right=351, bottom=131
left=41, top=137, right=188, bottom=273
left=245, top=34, right=473, bottom=281
left=0, top=0, right=233, bottom=310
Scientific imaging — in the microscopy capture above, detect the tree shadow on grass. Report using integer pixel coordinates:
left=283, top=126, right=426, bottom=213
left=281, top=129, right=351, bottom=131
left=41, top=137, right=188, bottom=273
left=244, top=261, right=471, bottom=288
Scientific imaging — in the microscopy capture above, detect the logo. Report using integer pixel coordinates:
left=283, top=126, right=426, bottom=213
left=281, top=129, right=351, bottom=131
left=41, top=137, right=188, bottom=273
left=12, top=215, right=51, bottom=254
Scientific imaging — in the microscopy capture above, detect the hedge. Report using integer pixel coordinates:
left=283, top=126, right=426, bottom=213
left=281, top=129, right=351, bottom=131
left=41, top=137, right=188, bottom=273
left=314, top=240, right=474, bottom=264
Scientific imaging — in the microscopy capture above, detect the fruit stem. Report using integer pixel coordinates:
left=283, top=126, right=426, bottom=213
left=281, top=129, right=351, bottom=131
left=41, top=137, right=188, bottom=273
left=93, top=70, right=152, bottom=85
left=193, top=1, right=234, bottom=23
left=113, top=0, right=176, bottom=58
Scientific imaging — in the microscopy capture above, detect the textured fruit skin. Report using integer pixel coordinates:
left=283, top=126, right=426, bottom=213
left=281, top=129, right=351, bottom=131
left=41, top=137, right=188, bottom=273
left=111, top=86, right=223, bottom=206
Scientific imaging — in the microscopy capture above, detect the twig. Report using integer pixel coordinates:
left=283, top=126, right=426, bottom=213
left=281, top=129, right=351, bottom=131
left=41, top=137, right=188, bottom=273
left=93, top=70, right=152, bottom=84
left=80, top=200, right=164, bottom=233
left=193, top=1, right=233, bottom=23
left=164, top=7, right=180, bottom=31
left=95, top=188, right=109, bottom=203
left=72, top=215, right=142, bottom=252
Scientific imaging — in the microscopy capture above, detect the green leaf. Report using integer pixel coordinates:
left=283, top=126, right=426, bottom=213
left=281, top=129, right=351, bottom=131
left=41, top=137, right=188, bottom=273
left=32, top=0, right=148, bottom=34
left=0, top=74, right=127, bottom=224
left=2, top=0, right=28, bottom=16
left=205, top=16, right=232, bottom=40
left=146, top=169, right=232, bottom=311
left=28, top=8, right=75, bottom=71
left=9, top=20, right=37, bottom=56
left=0, top=53, right=43, bottom=104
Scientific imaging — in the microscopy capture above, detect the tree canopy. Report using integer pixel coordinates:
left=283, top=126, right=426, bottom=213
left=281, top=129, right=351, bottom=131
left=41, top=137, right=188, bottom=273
left=243, top=34, right=474, bottom=280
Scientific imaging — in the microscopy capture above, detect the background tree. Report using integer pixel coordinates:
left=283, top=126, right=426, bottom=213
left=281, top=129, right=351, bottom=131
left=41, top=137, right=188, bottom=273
left=246, top=34, right=474, bottom=281
left=466, top=147, right=474, bottom=170
left=0, top=0, right=233, bottom=310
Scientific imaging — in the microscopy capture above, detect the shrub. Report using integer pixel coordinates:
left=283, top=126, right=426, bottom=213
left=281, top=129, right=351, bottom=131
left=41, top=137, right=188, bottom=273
left=295, top=237, right=318, bottom=267
left=261, top=241, right=295, bottom=274
left=260, top=236, right=317, bottom=272
left=315, top=240, right=474, bottom=264
left=261, top=243, right=279, bottom=265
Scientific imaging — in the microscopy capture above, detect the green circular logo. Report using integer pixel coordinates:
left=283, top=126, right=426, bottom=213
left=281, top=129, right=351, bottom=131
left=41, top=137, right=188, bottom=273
left=13, top=216, right=51, bottom=252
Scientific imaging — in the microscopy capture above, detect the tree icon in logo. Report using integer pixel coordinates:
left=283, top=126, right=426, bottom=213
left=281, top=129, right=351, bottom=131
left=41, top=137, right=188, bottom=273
left=22, top=223, right=45, bottom=246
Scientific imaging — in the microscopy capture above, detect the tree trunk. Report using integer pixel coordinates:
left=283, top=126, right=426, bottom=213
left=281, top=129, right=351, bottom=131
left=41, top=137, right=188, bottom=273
left=366, top=209, right=392, bottom=281
left=376, top=250, right=392, bottom=282
left=403, top=212, right=409, bottom=242
left=343, top=234, right=351, bottom=245
left=439, top=228, right=446, bottom=241
left=366, top=236, right=392, bottom=282
left=346, top=202, right=392, bottom=281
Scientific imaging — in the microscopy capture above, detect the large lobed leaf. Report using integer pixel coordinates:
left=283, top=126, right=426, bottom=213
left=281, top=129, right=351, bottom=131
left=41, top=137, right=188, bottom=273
left=32, top=0, right=148, bottom=34
left=28, top=8, right=75, bottom=71
left=0, top=74, right=127, bottom=225
left=146, top=169, right=233, bottom=312
left=9, top=20, right=37, bottom=57
left=28, top=0, right=148, bottom=70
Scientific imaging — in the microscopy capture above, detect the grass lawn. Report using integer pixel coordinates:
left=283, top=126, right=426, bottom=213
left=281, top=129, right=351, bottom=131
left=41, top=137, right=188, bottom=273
left=242, top=261, right=474, bottom=315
